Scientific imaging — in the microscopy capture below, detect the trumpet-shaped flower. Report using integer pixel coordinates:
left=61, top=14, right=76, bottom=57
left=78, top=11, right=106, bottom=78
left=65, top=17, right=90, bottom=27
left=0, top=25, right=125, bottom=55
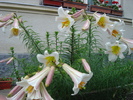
left=40, top=82, right=54, bottom=100
left=37, top=50, right=59, bottom=67
left=55, top=7, right=75, bottom=33
left=108, top=19, right=125, bottom=38
left=10, top=18, right=21, bottom=38
left=105, top=41, right=127, bottom=62
left=120, top=37, right=133, bottom=55
left=62, top=63, right=93, bottom=95
left=93, top=12, right=112, bottom=31
left=26, top=85, right=42, bottom=100
left=17, top=66, right=50, bottom=94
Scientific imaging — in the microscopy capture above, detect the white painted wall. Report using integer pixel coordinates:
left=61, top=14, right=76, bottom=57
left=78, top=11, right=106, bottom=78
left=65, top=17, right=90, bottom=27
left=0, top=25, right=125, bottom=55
left=0, top=0, right=133, bottom=54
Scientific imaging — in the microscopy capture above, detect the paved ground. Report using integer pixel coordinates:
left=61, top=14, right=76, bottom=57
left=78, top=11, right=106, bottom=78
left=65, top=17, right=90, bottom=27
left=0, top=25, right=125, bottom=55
left=0, top=88, right=11, bottom=100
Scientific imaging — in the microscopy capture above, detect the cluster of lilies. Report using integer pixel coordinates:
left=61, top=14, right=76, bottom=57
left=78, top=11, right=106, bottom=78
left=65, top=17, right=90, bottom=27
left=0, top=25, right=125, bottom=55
left=0, top=6, right=133, bottom=100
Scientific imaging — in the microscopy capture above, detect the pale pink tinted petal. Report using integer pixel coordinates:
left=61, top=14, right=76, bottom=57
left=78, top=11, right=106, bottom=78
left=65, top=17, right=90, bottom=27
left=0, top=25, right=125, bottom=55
left=45, top=66, right=55, bottom=87
left=37, top=54, right=45, bottom=63
left=41, top=82, right=54, bottom=100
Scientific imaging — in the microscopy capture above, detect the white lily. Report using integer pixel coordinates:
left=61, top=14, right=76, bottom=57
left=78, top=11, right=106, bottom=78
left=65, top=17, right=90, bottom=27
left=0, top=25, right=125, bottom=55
left=62, top=63, right=93, bottom=95
left=40, top=82, right=54, bottom=100
left=108, top=19, right=125, bottom=38
left=120, top=37, right=133, bottom=55
left=105, top=41, right=127, bottom=62
left=27, top=85, right=42, bottom=100
left=93, top=12, right=112, bottom=31
left=10, top=18, right=21, bottom=38
left=17, top=66, right=50, bottom=94
left=55, top=7, right=75, bottom=33
left=37, top=50, right=59, bottom=67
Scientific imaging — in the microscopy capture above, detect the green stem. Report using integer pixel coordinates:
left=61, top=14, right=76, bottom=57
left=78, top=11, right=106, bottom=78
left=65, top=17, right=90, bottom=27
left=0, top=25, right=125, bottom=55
left=46, top=32, right=50, bottom=49
left=70, top=25, right=75, bottom=65
left=15, top=14, right=42, bottom=54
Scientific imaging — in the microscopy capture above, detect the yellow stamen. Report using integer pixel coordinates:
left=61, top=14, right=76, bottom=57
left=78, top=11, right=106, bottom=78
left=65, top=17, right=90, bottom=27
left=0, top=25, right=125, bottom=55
left=97, top=17, right=106, bottom=28
left=45, top=56, right=56, bottom=66
left=62, top=18, right=70, bottom=28
left=111, top=45, right=121, bottom=55
left=11, top=28, right=19, bottom=36
left=78, top=81, right=86, bottom=89
left=26, top=85, right=34, bottom=93
left=112, top=30, right=119, bottom=37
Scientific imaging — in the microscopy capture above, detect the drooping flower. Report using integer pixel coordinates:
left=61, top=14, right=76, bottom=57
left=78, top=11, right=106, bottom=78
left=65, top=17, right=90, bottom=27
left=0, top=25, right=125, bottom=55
left=108, top=19, right=125, bottom=38
left=120, top=37, right=133, bottom=55
left=17, top=66, right=50, bottom=94
left=26, top=85, right=42, bottom=100
left=40, top=82, right=54, bottom=100
left=105, top=41, right=127, bottom=62
left=62, top=63, right=93, bottom=95
left=55, top=7, right=75, bottom=33
left=37, top=50, right=59, bottom=67
left=93, top=12, right=112, bottom=31
left=82, top=19, right=90, bottom=31
left=10, top=18, right=21, bottom=38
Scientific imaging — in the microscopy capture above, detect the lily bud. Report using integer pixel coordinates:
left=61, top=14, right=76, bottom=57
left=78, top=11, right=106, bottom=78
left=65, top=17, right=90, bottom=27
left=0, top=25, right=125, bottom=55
left=6, top=57, right=14, bottom=65
left=81, top=59, right=91, bottom=73
left=7, top=85, right=22, bottom=97
left=0, top=13, right=14, bottom=22
left=45, top=66, right=55, bottom=87
left=71, top=9, right=85, bottom=21
left=82, top=19, right=90, bottom=31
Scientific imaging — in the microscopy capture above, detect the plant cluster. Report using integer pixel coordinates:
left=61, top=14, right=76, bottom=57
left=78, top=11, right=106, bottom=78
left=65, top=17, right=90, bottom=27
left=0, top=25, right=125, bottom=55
left=0, top=6, right=133, bottom=100
left=93, top=0, right=122, bottom=10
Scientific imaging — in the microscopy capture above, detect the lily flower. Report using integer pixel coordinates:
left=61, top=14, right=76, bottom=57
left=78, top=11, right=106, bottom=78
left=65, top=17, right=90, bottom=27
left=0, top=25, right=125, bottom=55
left=17, top=66, right=50, bottom=94
left=0, top=13, right=14, bottom=22
left=40, top=82, right=54, bottom=100
left=120, top=37, right=133, bottom=55
left=81, top=59, right=92, bottom=73
left=37, top=50, right=59, bottom=67
left=82, top=19, right=90, bottom=31
left=108, top=19, right=125, bottom=38
left=93, top=12, right=112, bottom=31
left=62, top=63, right=93, bottom=95
left=27, top=85, right=42, bottom=100
left=45, top=66, right=55, bottom=87
left=10, top=18, right=21, bottom=38
left=55, top=7, right=75, bottom=33
left=6, top=88, right=26, bottom=100
left=105, top=41, right=127, bottom=62
left=71, top=9, right=85, bottom=21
